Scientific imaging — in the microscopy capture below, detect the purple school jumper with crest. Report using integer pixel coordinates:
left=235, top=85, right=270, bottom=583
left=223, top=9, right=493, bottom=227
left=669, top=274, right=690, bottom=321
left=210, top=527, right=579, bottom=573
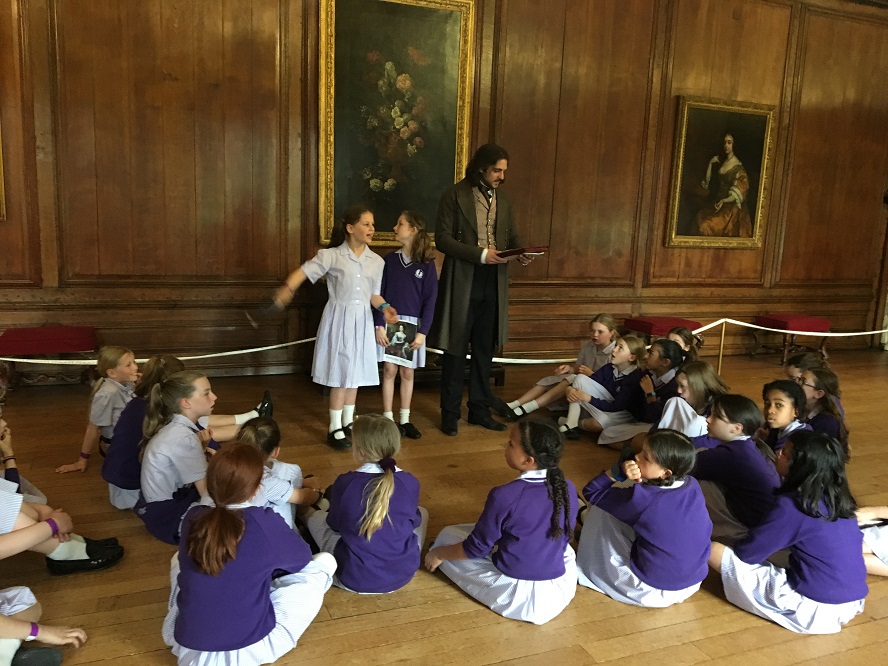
left=733, top=494, right=868, bottom=604
left=325, top=469, right=422, bottom=593
left=173, top=506, right=313, bottom=651
left=463, top=476, right=579, bottom=581
left=691, top=437, right=781, bottom=529
left=372, top=251, right=438, bottom=333
left=102, top=397, right=147, bottom=490
left=628, top=371, right=680, bottom=424
left=583, top=472, right=711, bottom=590
left=584, top=364, right=645, bottom=412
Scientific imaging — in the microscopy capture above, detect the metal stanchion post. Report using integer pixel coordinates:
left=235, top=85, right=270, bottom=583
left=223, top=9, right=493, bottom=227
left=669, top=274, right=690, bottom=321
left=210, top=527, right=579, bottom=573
left=717, top=321, right=727, bottom=375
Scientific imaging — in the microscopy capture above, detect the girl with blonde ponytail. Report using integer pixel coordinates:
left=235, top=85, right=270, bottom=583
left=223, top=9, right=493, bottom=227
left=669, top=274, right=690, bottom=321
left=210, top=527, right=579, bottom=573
left=306, top=414, right=427, bottom=593
left=163, top=444, right=336, bottom=664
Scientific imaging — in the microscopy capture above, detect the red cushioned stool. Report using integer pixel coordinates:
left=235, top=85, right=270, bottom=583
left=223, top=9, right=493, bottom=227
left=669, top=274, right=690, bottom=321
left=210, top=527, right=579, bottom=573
left=750, top=313, right=830, bottom=366
left=621, top=316, right=703, bottom=346
left=0, top=326, right=97, bottom=400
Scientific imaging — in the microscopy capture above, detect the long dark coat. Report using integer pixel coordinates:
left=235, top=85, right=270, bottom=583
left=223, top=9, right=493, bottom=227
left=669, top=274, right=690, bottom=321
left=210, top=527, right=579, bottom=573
left=427, top=178, right=520, bottom=354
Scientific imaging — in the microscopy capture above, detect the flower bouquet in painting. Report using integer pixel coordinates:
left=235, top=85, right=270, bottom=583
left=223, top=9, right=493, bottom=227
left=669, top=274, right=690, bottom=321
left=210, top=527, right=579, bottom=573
left=357, top=48, right=431, bottom=199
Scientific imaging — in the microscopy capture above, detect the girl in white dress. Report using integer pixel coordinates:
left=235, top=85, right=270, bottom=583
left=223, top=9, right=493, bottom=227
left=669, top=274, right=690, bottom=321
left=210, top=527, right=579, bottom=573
left=273, top=206, right=398, bottom=450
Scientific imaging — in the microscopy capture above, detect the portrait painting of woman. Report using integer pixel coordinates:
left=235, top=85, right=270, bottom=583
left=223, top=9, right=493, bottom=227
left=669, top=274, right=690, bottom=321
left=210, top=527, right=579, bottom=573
left=667, top=97, right=775, bottom=248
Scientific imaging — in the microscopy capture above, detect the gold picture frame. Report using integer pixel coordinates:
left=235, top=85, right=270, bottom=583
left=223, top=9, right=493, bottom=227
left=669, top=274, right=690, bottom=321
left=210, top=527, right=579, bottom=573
left=318, top=0, right=474, bottom=245
left=666, top=96, right=776, bottom=248
left=0, top=117, right=6, bottom=220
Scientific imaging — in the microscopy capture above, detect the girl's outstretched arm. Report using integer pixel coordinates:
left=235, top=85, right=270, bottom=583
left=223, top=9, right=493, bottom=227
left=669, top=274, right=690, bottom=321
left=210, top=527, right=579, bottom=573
left=56, top=423, right=100, bottom=474
left=273, top=268, right=309, bottom=308
left=424, top=541, right=467, bottom=572
left=857, top=506, right=888, bottom=524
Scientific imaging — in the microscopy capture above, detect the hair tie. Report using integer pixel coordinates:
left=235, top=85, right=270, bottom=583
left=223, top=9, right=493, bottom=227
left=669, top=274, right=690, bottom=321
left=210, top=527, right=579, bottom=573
left=378, top=457, right=396, bottom=472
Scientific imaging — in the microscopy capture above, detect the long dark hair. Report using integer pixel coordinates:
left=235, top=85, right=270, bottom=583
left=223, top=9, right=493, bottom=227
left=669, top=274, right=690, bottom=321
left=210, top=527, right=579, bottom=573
left=465, top=143, right=509, bottom=185
left=649, top=339, right=687, bottom=373
left=806, top=367, right=849, bottom=460
left=516, top=418, right=571, bottom=540
left=644, top=429, right=696, bottom=487
left=186, top=443, right=265, bottom=575
left=778, top=430, right=856, bottom=521
left=710, top=394, right=763, bottom=437
left=329, top=205, right=371, bottom=248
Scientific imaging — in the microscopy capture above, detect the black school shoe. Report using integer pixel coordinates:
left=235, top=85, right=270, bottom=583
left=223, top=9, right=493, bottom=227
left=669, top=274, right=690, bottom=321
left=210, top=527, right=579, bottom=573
left=326, top=429, right=352, bottom=450
left=12, top=647, right=63, bottom=666
left=45, top=541, right=124, bottom=576
left=84, top=536, right=119, bottom=548
left=467, top=414, right=507, bottom=432
left=257, top=390, right=273, bottom=417
left=400, top=422, right=422, bottom=439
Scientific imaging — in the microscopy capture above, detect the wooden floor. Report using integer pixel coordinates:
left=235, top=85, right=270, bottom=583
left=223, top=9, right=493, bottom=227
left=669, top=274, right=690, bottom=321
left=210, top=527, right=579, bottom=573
left=1, top=351, right=887, bottom=665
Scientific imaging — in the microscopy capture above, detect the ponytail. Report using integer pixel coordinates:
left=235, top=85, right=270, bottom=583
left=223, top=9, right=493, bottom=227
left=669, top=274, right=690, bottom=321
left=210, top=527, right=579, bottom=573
left=517, top=419, right=571, bottom=540
left=140, top=370, right=206, bottom=458
left=186, top=444, right=264, bottom=575
left=90, top=345, right=134, bottom=400
left=352, top=415, right=401, bottom=540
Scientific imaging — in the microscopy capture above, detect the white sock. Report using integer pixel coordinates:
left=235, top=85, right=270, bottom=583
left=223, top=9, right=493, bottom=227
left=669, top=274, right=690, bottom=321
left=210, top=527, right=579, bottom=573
left=507, top=400, right=520, bottom=409
left=0, top=638, right=21, bottom=664
left=521, top=400, right=539, bottom=414
left=557, top=416, right=568, bottom=426
left=47, top=538, right=89, bottom=561
left=399, top=409, right=411, bottom=424
left=342, top=405, right=356, bottom=427
left=234, top=409, right=259, bottom=425
left=383, top=411, right=394, bottom=421
left=564, top=402, right=581, bottom=429
left=329, top=409, right=343, bottom=433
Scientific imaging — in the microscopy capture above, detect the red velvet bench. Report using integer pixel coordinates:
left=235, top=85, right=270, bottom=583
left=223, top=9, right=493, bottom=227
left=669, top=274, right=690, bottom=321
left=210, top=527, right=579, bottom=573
left=621, top=316, right=703, bottom=346
left=0, top=326, right=97, bottom=399
left=750, top=313, right=830, bottom=366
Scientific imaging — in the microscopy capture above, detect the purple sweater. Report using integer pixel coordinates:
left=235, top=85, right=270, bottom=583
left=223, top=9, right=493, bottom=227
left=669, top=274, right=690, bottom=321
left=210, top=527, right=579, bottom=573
left=628, top=372, right=680, bottom=423
left=733, top=494, right=868, bottom=604
left=806, top=412, right=841, bottom=440
left=764, top=420, right=812, bottom=453
left=584, top=365, right=645, bottom=412
left=372, top=251, right=438, bottom=335
left=583, top=472, right=711, bottom=590
left=463, top=474, right=578, bottom=581
left=174, top=506, right=313, bottom=651
left=690, top=437, right=781, bottom=529
left=102, top=396, right=147, bottom=490
left=326, top=468, right=422, bottom=593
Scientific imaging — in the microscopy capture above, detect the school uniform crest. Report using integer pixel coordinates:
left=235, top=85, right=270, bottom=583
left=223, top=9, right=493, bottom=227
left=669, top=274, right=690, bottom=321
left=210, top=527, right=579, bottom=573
left=414, top=268, right=424, bottom=279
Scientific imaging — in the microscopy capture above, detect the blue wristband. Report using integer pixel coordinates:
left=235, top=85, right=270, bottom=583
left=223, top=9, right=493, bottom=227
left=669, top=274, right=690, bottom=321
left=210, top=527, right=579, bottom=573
left=377, top=302, right=390, bottom=312
left=610, top=462, right=628, bottom=483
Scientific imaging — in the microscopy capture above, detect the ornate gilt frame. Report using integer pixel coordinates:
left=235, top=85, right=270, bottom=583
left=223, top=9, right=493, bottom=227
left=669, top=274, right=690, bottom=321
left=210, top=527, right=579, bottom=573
left=666, top=96, right=776, bottom=249
left=318, top=0, right=474, bottom=245
left=0, top=118, right=6, bottom=220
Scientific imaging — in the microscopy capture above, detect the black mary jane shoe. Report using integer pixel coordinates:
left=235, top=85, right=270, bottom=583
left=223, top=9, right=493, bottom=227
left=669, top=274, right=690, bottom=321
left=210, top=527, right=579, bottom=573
left=326, top=429, right=352, bottom=450
left=83, top=536, right=120, bottom=548
left=467, top=414, right=508, bottom=432
left=400, top=422, right=422, bottom=439
left=45, top=541, right=125, bottom=576
left=11, top=646, right=63, bottom=666
left=257, top=390, right=273, bottom=418
left=561, top=426, right=582, bottom=440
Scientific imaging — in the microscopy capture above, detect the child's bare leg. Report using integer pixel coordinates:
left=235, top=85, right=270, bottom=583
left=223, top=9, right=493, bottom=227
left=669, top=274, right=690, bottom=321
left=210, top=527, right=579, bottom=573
left=204, top=424, right=240, bottom=442
left=864, top=553, right=888, bottom=576
left=399, top=367, right=415, bottom=410
left=381, top=362, right=398, bottom=413
left=534, top=380, right=570, bottom=408
left=579, top=417, right=604, bottom=433
left=7, top=600, right=42, bottom=623
left=513, top=385, right=548, bottom=406
left=602, top=438, right=629, bottom=451
left=628, top=432, right=647, bottom=454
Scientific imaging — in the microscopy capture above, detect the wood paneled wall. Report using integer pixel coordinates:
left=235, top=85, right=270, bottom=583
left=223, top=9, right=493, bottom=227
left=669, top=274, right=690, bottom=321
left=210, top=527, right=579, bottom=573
left=1, top=0, right=887, bottom=375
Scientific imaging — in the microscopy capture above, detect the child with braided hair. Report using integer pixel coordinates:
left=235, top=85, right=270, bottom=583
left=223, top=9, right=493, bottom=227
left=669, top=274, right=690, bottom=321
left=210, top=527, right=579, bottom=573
left=306, top=414, right=427, bottom=593
left=577, top=429, right=711, bottom=607
left=425, top=418, right=578, bottom=624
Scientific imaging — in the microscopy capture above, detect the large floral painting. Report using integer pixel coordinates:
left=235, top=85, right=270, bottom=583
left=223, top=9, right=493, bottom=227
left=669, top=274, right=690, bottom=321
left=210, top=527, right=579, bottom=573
left=319, top=0, right=474, bottom=244
left=666, top=97, right=776, bottom=249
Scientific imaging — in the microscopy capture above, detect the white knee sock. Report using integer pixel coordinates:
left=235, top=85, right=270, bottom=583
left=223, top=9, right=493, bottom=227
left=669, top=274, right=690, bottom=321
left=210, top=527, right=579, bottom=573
left=329, top=409, right=343, bottom=433
left=0, top=638, right=21, bottom=664
left=383, top=411, right=394, bottom=421
left=342, top=405, right=356, bottom=427
left=47, top=538, right=88, bottom=560
left=559, top=403, right=581, bottom=431
left=507, top=400, right=520, bottom=409
left=521, top=400, right=539, bottom=414
left=399, top=409, right=411, bottom=425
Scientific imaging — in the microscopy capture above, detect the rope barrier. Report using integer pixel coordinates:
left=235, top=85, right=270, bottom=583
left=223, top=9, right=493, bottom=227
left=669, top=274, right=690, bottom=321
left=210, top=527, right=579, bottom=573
left=1, top=318, right=885, bottom=367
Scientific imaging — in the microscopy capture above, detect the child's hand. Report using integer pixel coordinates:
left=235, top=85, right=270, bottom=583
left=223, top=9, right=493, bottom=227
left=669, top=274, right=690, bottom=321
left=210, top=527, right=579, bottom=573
left=565, top=388, right=590, bottom=403
left=47, top=508, right=75, bottom=536
left=30, top=624, right=88, bottom=648
left=302, top=476, right=321, bottom=491
left=622, top=460, right=642, bottom=483
left=375, top=328, right=390, bottom=347
left=577, top=364, right=593, bottom=377
left=554, top=364, right=572, bottom=375
left=383, top=306, right=399, bottom=324
left=198, top=429, right=213, bottom=447
left=410, top=333, right=426, bottom=350
left=639, top=375, right=654, bottom=395
left=0, top=424, right=13, bottom=456
left=424, top=549, right=444, bottom=573
left=55, top=458, right=87, bottom=474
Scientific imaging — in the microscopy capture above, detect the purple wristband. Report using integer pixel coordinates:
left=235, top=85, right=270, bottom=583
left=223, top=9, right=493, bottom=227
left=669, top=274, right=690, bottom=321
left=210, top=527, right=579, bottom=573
left=28, top=622, right=39, bottom=640
left=80, top=452, right=90, bottom=460
left=44, top=517, right=59, bottom=536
